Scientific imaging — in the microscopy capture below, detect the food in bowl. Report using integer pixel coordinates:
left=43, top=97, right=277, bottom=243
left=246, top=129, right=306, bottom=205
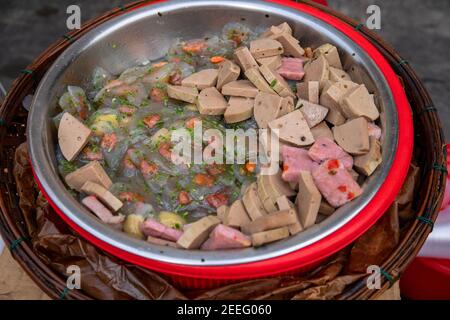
left=54, top=22, right=382, bottom=250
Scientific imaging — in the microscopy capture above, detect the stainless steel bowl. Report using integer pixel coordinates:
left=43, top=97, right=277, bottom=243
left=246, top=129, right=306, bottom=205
left=28, top=0, right=397, bottom=266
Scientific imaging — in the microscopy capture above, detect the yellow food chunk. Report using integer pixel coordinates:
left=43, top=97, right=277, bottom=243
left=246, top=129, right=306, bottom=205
left=158, top=211, right=186, bottom=229
left=91, top=114, right=119, bottom=135
left=123, top=214, right=145, bottom=239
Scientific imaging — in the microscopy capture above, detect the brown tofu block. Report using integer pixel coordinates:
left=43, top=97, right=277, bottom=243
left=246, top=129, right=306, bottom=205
left=197, top=87, right=228, bottom=115
left=304, top=55, right=330, bottom=90
left=279, top=96, right=295, bottom=117
left=224, top=97, right=254, bottom=124
left=65, top=161, right=113, bottom=191
left=296, top=171, right=321, bottom=228
left=268, top=110, right=315, bottom=146
left=80, top=181, right=123, bottom=212
left=216, top=60, right=241, bottom=90
left=253, top=92, right=282, bottom=129
left=276, top=195, right=303, bottom=235
left=315, top=214, right=328, bottom=224
left=320, top=80, right=359, bottom=126
left=221, top=80, right=259, bottom=98
left=242, top=182, right=268, bottom=220
left=339, top=84, right=380, bottom=121
left=270, top=32, right=305, bottom=58
left=259, top=65, right=295, bottom=98
left=297, top=99, right=329, bottom=128
left=276, top=195, right=295, bottom=211
left=251, top=227, right=290, bottom=247
left=354, top=137, right=382, bottom=176
left=242, top=209, right=298, bottom=234
left=176, top=216, right=221, bottom=249
left=147, top=236, right=180, bottom=248
left=260, top=23, right=293, bottom=38
left=167, top=85, right=198, bottom=104
left=333, top=117, right=370, bottom=155
left=216, top=205, right=229, bottom=223
left=58, top=112, right=92, bottom=162
left=225, top=200, right=251, bottom=229
left=310, top=121, right=334, bottom=141
left=250, top=38, right=284, bottom=59
left=257, top=55, right=282, bottom=70
left=296, top=81, right=319, bottom=104
left=244, top=67, right=276, bottom=94
left=313, top=44, right=343, bottom=69
left=329, top=67, right=351, bottom=82
left=257, top=177, right=279, bottom=213
left=319, top=200, right=336, bottom=216
left=181, top=69, right=218, bottom=89
left=259, top=171, right=296, bottom=201
left=234, top=46, right=258, bottom=72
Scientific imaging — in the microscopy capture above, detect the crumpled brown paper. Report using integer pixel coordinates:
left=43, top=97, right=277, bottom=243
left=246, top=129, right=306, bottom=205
left=11, top=143, right=413, bottom=300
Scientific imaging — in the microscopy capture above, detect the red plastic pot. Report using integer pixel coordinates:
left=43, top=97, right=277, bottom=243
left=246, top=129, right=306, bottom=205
left=29, top=0, right=413, bottom=288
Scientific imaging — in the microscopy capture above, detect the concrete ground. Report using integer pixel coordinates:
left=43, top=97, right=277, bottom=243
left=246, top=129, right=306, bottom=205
left=0, top=0, right=448, bottom=139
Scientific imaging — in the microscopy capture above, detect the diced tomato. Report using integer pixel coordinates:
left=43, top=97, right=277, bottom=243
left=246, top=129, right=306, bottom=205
left=182, top=40, right=206, bottom=54
left=101, top=133, right=117, bottom=152
left=143, top=114, right=161, bottom=129
left=169, top=57, right=181, bottom=63
left=150, top=87, right=167, bottom=102
left=347, top=192, right=355, bottom=200
left=118, top=192, right=144, bottom=203
left=210, top=56, right=225, bottom=64
left=118, top=106, right=136, bottom=115
left=338, top=185, right=347, bottom=193
left=78, top=107, right=88, bottom=120
left=206, top=164, right=226, bottom=176
left=282, top=164, right=289, bottom=172
left=140, top=160, right=158, bottom=176
left=104, top=79, right=124, bottom=90
left=193, top=173, right=216, bottom=187
left=158, top=143, right=173, bottom=161
left=169, top=70, right=182, bottom=85
left=245, top=162, right=256, bottom=173
left=178, top=191, right=191, bottom=205
left=152, top=61, right=168, bottom=68
left=206, top=193, right=229, bottom=209
left=123, top=152, right=136, bottom=169
left=110, top=84, right=138, bottom=96
left=83, top=147, right=103, bottom=161
left=327, top=159, right=341, bottom=171
left=185, top=117, right=199, bottom=129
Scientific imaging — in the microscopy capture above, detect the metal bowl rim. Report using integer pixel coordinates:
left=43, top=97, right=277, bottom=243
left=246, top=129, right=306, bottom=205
left=28, top=0, right=398, bottom=266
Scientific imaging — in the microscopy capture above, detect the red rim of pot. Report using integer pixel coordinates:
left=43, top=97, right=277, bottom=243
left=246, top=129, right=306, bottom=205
left=32, top=0, right=414, bottom=281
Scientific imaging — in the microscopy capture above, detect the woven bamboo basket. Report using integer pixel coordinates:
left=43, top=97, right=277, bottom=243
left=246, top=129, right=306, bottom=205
left=0, top=0, right=446, bottom=300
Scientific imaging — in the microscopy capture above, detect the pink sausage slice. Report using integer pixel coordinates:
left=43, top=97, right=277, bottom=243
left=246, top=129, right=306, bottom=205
left=312, top=159, right=363, bottom=208
left=281, top=145, right=318, bottom=182
left=277, top=57, right=305, bottom=81
left=141, top=218, right=183, bottom=242
left=201, top=224, right=251, bottom=250
left=308, top=137, right=354, bottom=169
left=82, top=196, right=124, bottom=224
